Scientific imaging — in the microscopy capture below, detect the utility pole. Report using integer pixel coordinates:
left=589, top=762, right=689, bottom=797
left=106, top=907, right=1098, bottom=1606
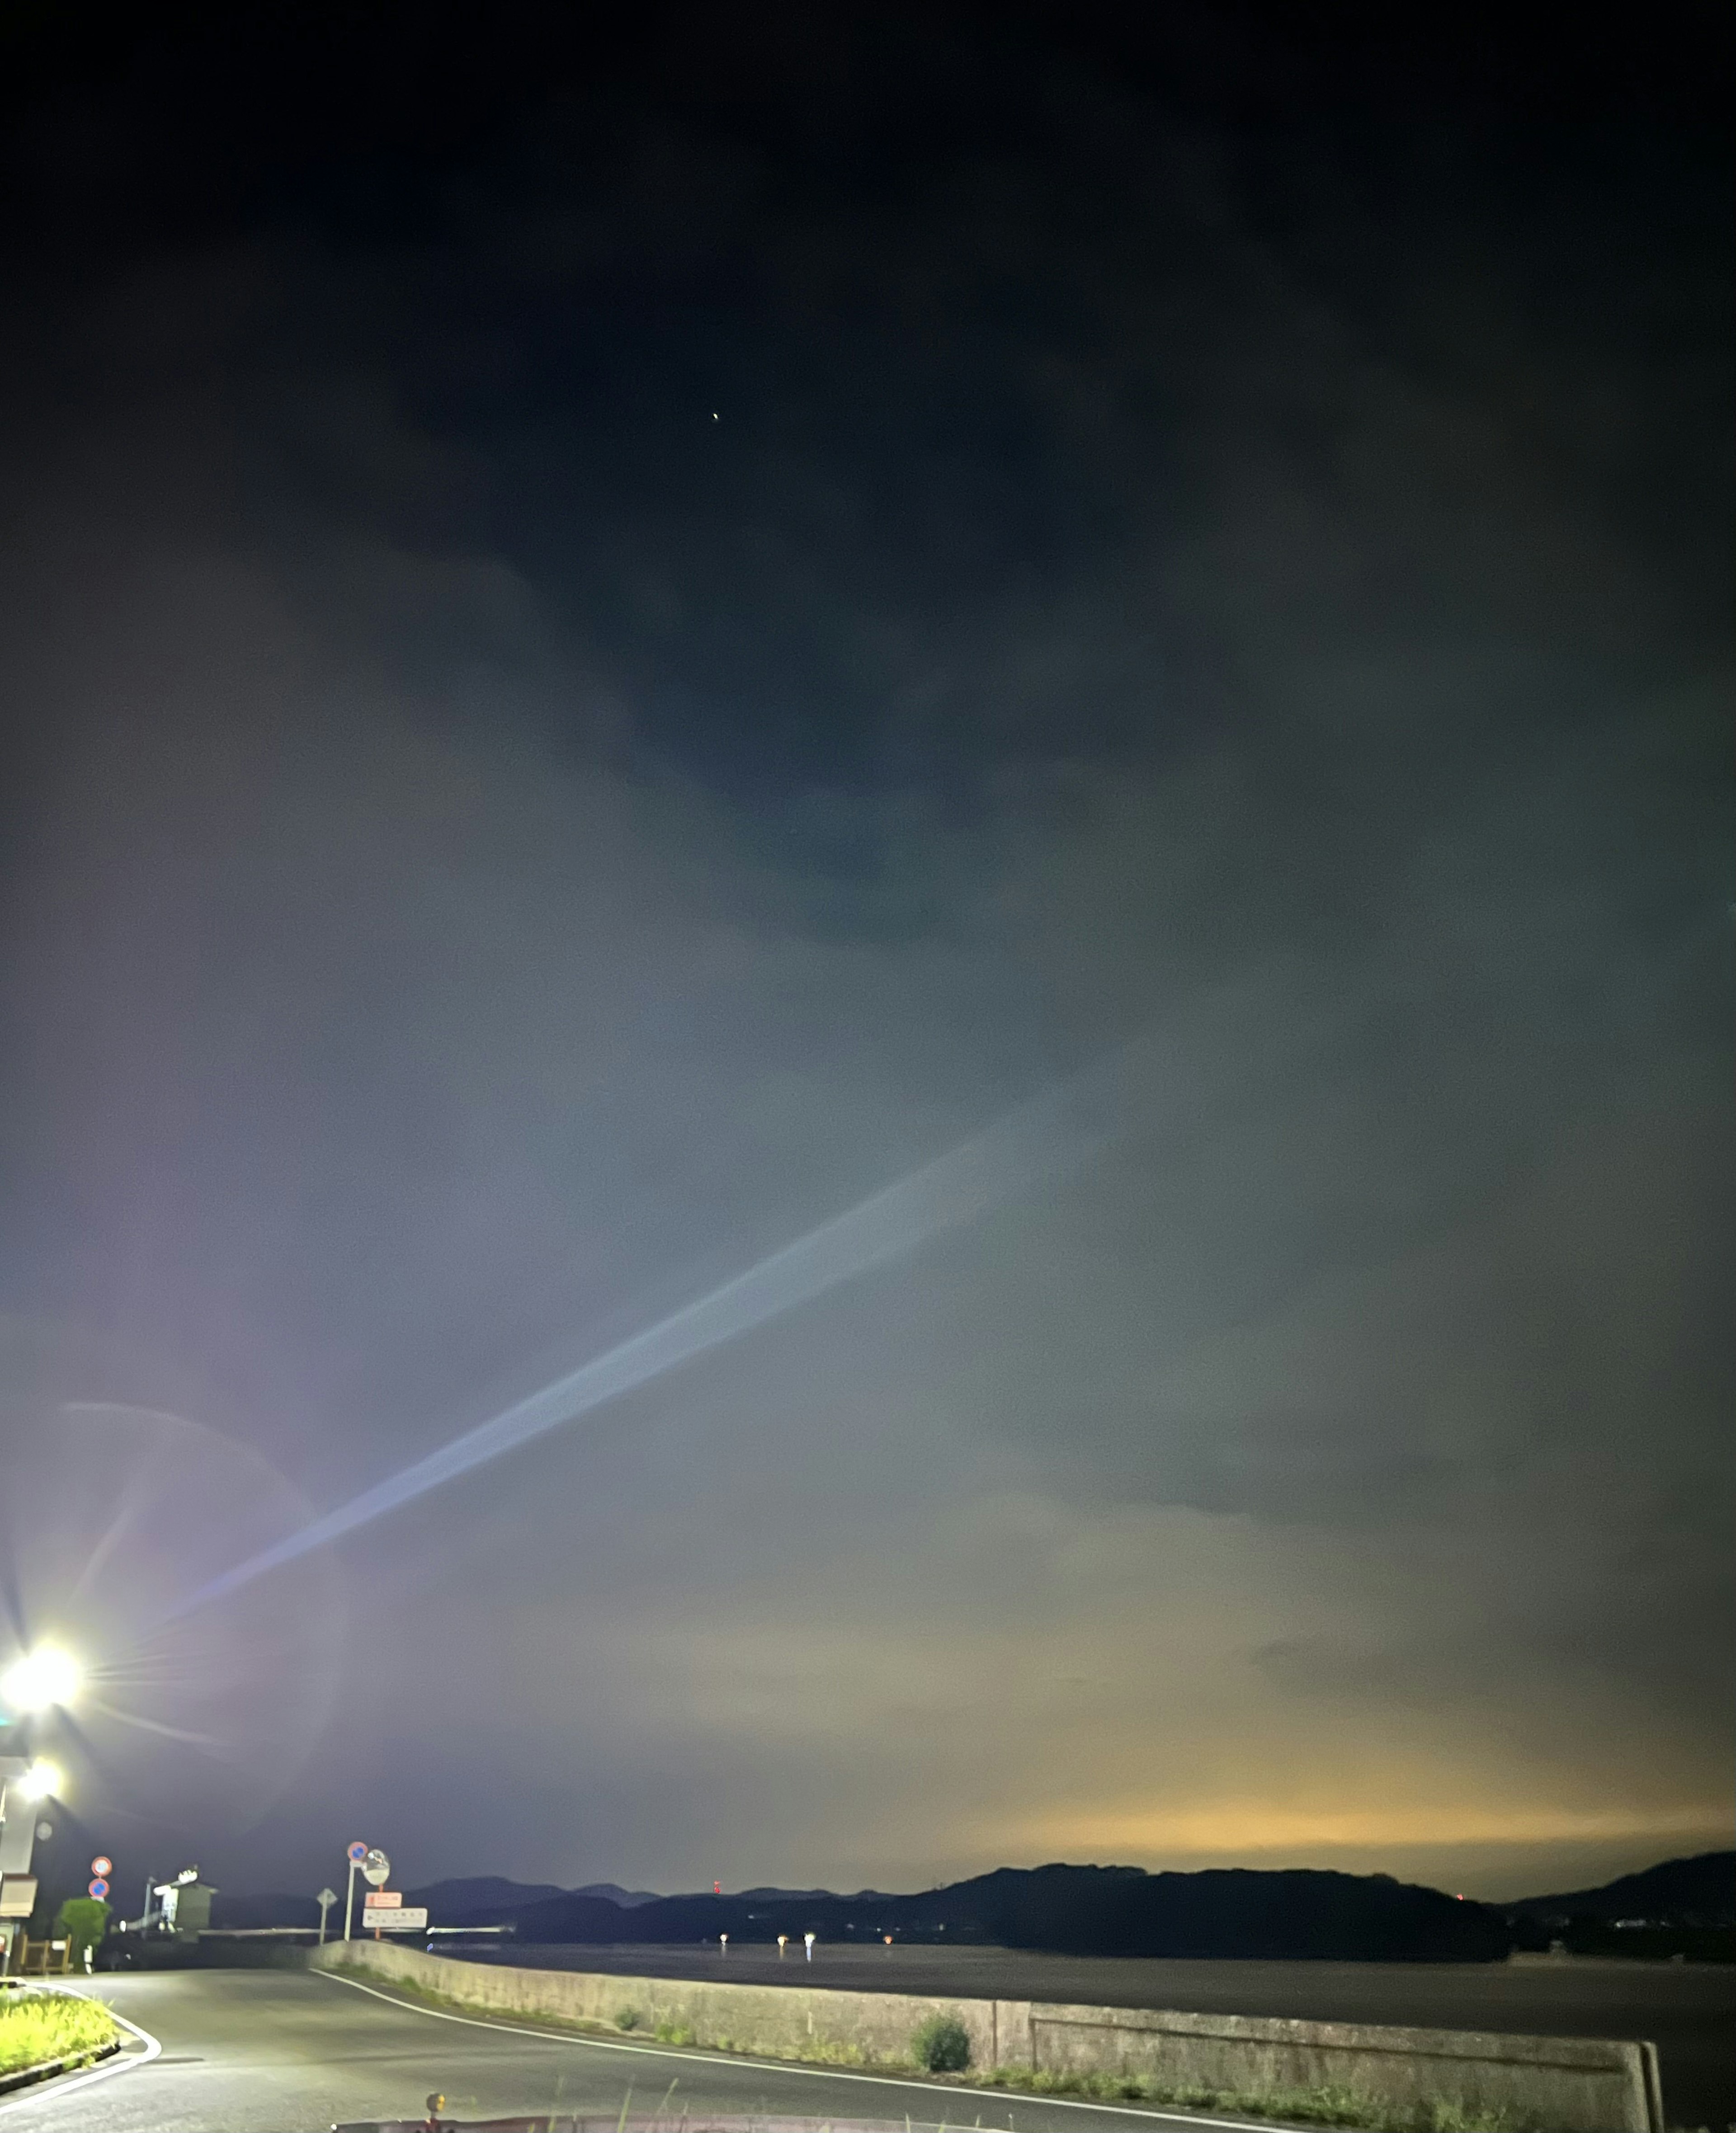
left=344, top=1841, right=368, bottom=1941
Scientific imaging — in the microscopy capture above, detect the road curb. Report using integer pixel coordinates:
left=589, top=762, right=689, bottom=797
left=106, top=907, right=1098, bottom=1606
left=0, top=2039, right=121, bottom=2097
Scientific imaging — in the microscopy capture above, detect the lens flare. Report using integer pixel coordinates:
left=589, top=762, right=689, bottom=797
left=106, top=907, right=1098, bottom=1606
left=0, top=1644, right=81, bottom=1713
left=15, top=1758, right=63, bottom=1803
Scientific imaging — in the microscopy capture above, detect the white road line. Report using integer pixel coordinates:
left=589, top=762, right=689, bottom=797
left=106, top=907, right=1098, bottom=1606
left=0, top=1988, right=162, bottom=2117
left=313, top=1968, right=1289, bottom=2133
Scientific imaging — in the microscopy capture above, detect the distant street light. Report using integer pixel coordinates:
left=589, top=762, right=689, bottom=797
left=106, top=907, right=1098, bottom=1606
left=0, top=1646, right=81, bottom=1714
left=719, top=1932, right=728, bottom=1955
left=804, top=1932, right=815, bottom=1961
left=16, top=1759, right=62, bottom=1803
left=777, top=1934, right=788, bottom=1957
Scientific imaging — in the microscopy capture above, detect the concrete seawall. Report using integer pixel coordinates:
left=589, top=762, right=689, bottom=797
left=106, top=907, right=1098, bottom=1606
left=311, top=1940, right=1662, bottom=2133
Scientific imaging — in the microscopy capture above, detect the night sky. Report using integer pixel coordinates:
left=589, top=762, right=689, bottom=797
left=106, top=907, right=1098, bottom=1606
left=0, top=2, right=1729, bottom=1906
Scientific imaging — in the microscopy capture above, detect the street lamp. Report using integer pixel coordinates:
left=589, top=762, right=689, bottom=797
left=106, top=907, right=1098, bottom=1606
left=0, top=1646, right=81, bottom=1714
left=14, top=1759, right=61, bottom=1804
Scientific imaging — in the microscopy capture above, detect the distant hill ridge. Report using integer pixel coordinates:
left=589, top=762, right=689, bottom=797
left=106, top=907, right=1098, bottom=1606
left=209, top=1875, right=659, bottom=1932
left=211, top=1850, right=1734, bottom=1956
left=406, top=1875, right=660, bottom=1913
left=1505, top=1851, right=1734, bottom=1926
left=467, top=1861, right=1510, bottom=1961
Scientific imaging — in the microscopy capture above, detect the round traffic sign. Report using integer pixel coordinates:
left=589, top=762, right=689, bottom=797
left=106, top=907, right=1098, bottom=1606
left=91, top=1856, right=113, bottom=1877
left=347, top=1841, right=368, bottom=1864
left=89, top=1878, right=110, bottom=1899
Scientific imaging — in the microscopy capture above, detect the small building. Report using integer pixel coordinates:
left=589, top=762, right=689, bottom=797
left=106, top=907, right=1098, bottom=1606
left=151, top=1869, right=217, bottom=1942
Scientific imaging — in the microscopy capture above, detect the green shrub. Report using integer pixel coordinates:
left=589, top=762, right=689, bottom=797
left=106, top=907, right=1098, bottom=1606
left=653, top=2020, right=695, bottom=2046
left=911, top=2014, right=972, bottom=2073
left=53, top=1898, right=110, bottom=1962
left=615, top=2007, right=642, bottom=2031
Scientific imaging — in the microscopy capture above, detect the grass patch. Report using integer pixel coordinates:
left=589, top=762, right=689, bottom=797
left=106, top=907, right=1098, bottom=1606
left=0, top=1988, right=120, bottom=2078
left=972, top=2064, right=1536, bottom=2130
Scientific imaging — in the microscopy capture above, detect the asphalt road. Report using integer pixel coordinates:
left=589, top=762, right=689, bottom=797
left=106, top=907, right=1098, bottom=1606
left=0, top=1970, right=1304, bottom=2133
left=476, top=1942, right=1736, bottom=2130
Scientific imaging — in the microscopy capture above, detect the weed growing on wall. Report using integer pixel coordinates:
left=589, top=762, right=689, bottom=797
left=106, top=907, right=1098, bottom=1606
left=910, top=2015, right=972, bottom=2072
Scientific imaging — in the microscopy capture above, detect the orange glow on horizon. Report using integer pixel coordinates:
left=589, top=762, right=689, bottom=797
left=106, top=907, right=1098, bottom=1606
left=1010, top=1800, right=1730, bottom=1856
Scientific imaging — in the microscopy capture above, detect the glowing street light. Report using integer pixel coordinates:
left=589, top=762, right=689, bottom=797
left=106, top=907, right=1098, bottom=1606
left=15, top=1759, right=62, bottom=1804
left=0, top=1645, right=81, bottom=1714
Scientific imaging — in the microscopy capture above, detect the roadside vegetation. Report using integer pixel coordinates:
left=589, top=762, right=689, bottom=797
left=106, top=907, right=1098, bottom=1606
left=0, top=1987, right=119, bottom=2078
left=910, top=2014, right=971, bottom=2072
left=52, top=1898, right=111, bottom=1966
left=969, top=2064, right=1535, bottom=2129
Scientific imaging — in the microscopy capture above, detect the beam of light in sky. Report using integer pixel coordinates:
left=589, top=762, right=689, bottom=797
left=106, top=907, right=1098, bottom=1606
left=178, top=1037, right=1150, bottom=1618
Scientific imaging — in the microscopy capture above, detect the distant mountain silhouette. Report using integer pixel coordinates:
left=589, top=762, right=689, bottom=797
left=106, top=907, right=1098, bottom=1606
left=1507, top=1852, right=1735, bottom=1926
left=211, top=1889, right=321, bottom=1929
left=219, top=1854, right=1735, bottom=1957
left=407, top=1875, right=568, bottom=1916
left=210, top=1874, right=658, bottom=1931
left=507, top=1861, right=1510, bottom=1961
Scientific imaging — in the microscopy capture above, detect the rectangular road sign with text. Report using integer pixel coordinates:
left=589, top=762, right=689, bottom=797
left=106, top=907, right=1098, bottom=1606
left=0, top=1875, right=37, bottom=1918
left=366, top=1907, right=427, bottom=1932
left=363, top=1889, right=402, bottom=1907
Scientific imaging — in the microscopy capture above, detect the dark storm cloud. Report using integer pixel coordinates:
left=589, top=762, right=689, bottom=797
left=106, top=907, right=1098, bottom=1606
left=0, top=2, right=1728, bottom=1895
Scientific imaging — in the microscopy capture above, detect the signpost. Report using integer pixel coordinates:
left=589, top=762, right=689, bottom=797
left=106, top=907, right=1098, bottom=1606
left=364, top=1890, right=424, bottom=1934
left=91, top=1857, right=112, bottom=1878
left=317, top=1887, right=338, bottom=1945
left=359, top=1851, right=391, bottom=1938
left=88, top=1877, right=109, bottom=1900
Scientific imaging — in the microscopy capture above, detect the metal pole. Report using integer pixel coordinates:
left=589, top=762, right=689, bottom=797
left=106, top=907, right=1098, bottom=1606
left=344, top=1857, right=356, bottom=1941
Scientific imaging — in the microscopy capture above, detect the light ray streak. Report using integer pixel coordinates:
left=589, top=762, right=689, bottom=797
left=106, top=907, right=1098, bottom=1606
left=57, top=1415, right=168, bottom=1604
left=82, top=1692, right=221, bottom=1747
left=178, top=1035, right=1148, bottom=1617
